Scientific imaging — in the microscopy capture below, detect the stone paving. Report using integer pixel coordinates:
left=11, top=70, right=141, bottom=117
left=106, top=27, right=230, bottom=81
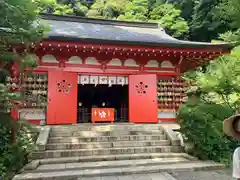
left=170, top=170, right=233, bottom=180
left=78, top=173, right=175, bottom=180
left=78, top=170, right=233, bottom=180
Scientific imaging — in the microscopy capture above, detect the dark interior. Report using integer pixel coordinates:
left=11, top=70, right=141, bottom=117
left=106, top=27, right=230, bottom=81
left=77, top=84, right=128, bottom=123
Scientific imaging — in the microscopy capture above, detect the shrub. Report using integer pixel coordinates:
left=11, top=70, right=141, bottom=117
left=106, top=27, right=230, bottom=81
left=0, top=113, right=37, bottom=180
left=177, top=97, right=240, bottom=165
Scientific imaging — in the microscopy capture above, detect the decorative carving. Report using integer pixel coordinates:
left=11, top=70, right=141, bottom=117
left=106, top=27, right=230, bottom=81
left=135, top=81, right=148, bottom=94
left=145, top=60, right=159, bottom=68
left=124, top=59, right=139, bottom=67
left=42, top=54, right=58, bottom=63
left=161, top=60, right=174, bottom=68
left=85, top=57, right=100, bottom=65
left=67, top=56, right=82, bottom=64
left=57, top=79, right=72, bottom=94
left=107, top=58, right=122, bottom=66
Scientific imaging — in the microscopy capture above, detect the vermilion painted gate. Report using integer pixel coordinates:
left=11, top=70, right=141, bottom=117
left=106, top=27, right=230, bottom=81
left=129, top=74, right=158, bottom=123
left=47, top=70, right=78, bottom=124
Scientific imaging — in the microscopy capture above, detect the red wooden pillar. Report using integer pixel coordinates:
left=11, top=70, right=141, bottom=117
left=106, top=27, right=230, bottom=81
left=10, top=63, right=20, bottom=143
left=176, top=57, right=183, bottom=81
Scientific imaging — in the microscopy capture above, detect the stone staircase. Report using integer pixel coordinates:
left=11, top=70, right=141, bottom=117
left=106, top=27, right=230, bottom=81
left=13, top=124, right=224, bottom=180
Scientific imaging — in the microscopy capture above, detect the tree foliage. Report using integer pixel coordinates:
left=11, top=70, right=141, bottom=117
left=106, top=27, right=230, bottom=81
left=35, top=0, right=74, bottom=15
left=149, top=4, right=189, bottom=37
left=189, top=0, right=223, bottom=41
left=87, top=0, right=189, bottom=37
left=0, top=0, right=44, bottom=179
left=87, top=0, right=127, bottom=19
left=178, top=98, right=238, bottom=165
left=174, top=0, right=240, bottom=165
left=187, top=50, right=240, bottom=111
left=217, top=0, right=240, bottom=43
left=178, top=47, right=240, bottom=165
left=0, top=0, right=45, bottom=54
left=0, top=0, right=45, bottom=112
left=75, top=2, right=89, bottom=16
left=34, top=0, right=240, bottom=41
left=36, top=0, right=189, bottom=38
left=118, top=0, right=148, bottom=21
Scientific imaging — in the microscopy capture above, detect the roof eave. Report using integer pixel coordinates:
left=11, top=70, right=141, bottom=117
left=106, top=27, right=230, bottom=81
left=45, top=36, right=234, bottom=51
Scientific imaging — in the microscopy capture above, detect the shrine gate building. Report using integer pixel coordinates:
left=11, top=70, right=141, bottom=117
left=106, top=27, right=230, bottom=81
left=9, top=14, right=232, bottom=125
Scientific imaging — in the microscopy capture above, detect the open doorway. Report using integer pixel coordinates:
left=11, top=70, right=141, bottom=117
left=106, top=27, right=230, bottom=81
left=77, top=84, right=128, bottom=123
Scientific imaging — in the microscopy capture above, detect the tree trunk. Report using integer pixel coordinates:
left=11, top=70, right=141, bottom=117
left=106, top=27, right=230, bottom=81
left=11, top=124, right=16, bottom=143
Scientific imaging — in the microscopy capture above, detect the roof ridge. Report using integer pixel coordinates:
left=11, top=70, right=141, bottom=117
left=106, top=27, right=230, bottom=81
left=40, top=13, right=159, bottom=29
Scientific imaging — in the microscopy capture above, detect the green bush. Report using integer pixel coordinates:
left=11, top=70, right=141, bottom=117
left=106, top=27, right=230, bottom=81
left=0, top=113, right=37, bottom=180
left=177, top=97, right=240, bottom=165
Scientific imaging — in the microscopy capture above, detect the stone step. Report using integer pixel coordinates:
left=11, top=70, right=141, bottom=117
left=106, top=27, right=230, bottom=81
left=34, top=157, right=190, bottom=173
left=49, top=130, right=164, bottom=137
left=38, top=153, right=194, bottom=165
left=50, top=124, right=164, bottom=132
left=46, top=140, right=171, bottom=150
left=43, top=146, right=182, bottom=158
left=13, top=161, right=225, bottom=180
left=48, top=134, right=167, bottom=143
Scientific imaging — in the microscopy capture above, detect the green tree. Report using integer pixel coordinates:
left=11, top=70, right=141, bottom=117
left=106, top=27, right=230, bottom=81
left=178, top=47, right=240, bottom=165
left=172, top=0, right=195, bottom=21
left=0, top=0, right=44, bottom=54
left=74, top=2, right=89, bottom=17
left=189, top=0, right=232, bottom=41
left=178, top=98, right=236, bottom=165
left=35, top=0, right=73, bottom=15
left=218, top=0, right=240, bottom=43
left=197, top=54, right=240, bottom=111
left=0, top=0, right=44, bottom=178
left=148, top=0, right=165, bottom=9
left=87, top=0, right=129, bottom=19
left=149, top=4, right=189, bottom=37
left=54, top=3, right=73, bottom=14
left=183, top=47, right=240, bottom=111
left=118, top=0, right=149, bottom=21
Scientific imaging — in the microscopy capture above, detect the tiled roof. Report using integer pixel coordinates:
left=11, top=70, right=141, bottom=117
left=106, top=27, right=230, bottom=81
left=41, top=13, right=233, bottom=50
